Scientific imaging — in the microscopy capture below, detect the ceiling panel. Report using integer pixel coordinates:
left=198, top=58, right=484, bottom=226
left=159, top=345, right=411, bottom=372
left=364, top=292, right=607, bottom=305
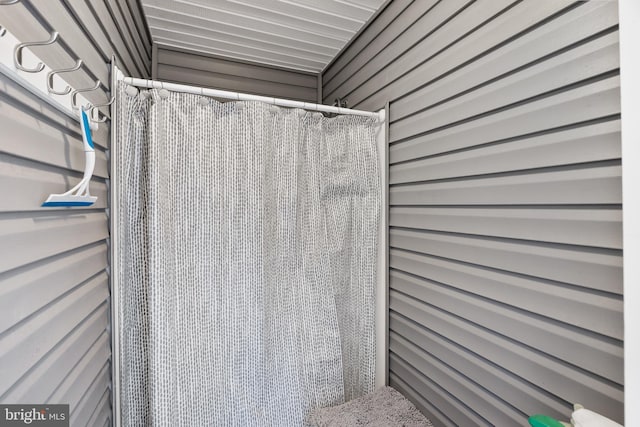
left=141, top=0, right=388, bottom=72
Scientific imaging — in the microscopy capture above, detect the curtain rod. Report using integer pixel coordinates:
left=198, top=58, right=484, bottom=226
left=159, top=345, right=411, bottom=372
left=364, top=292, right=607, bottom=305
left=121, top=76, right=383, bottom=120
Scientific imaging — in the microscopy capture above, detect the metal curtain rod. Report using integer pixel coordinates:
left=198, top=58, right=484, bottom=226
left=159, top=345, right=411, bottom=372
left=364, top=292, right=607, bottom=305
left=122, top=76, right=383, bottom=120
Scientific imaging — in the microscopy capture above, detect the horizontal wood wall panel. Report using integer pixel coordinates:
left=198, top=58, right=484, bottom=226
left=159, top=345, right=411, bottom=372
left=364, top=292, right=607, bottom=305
left=391, top=314, right=569, bottom=418
left=0, top=115, right=109, bottom=178
left=390, top=249, right=622, bottom=340
left=390, top=291, right=623, bottom=421
left=390, top=228, right=622, bottom=294
left=390, top=76, right=620, bottom=161
left=158, top=47, right=317, bottom=88
left=64, top=0, right=144, bottom=80
left=390, top=1, right=618, bottom=121
left=0, top=74, right=110, bottom=151
left=86, top=389, right=111, bottom=427
left=1, top=0, right=150, bottom=114
left=391, top=333, right=525, bottom=426
left=325, top=0, right=624, bottom=423
left=0, top=212, right=108, bottom=274
left=72, top=363, right=111, bottom=427
left=390, top=354, right=488, bottom=426
left=124, top=0, right=152, bottom=55
left=0, top=243, right=107, bottom=334
left=49, top=332, right=110, bottom=414
left=0, top=273, right=109, bottom=397
left=156, top=46, right=318, bottom=102
left=157, top=64, right=317, bottom=102
left=325, top=0, right=494, bottom=101
left=2, top=2, right=106, bottom=104
left=390, top=165, right=622, bottom=208
left=95, top=0, right=150, bottom=77
left=328, top=0, right=571, bottom=110
left=389, top=373, right=456, bottom=427
left=1, top=304, right=109, bottom=403
left=389, top=206, right=621, bottom=248
left=323, top=0, right=437, bottom=96
left=390, top=121, right=621, bottom=183
left=0, top=156, right=108, bottom=212
left=393, top=33, right=619, bottom=140
left=0, top=2, right=150, bottom=421
left=322, top=0, right=413, bottom=84
left=391, top=270, right=622, bottom=384
left=107, top=0, right=150, bottom=69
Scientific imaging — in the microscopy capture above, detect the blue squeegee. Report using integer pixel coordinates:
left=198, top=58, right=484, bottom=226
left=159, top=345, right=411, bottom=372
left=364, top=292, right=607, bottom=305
left=42, top=109, right=98, bottom=207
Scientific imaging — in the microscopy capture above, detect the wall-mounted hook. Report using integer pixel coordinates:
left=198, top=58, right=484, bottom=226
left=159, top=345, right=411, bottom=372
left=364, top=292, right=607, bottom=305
left=46, top=59, right=83, bottom=95
left=71, top=80, right=101, bottom=110
left=0, top=0, right=20, bottom=5
left=14, top=31, right=59, bottom=73
left=93, top=94, right=115, bottom=109
left=90, top=107, right=108, bottom=123
left=90, top=94, right=115, bottom=123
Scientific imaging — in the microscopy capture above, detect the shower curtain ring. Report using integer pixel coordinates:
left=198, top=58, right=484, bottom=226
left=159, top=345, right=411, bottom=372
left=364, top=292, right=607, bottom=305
left=47, top=59, right=83, bottom=95
left=71, top=80, right=101, bottom=110
left=13, top=31, right=59, bottom=73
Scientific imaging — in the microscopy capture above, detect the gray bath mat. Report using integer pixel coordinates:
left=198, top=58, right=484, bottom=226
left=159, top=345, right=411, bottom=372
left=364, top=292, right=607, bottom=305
left=308, top=386, right=434, bottom=427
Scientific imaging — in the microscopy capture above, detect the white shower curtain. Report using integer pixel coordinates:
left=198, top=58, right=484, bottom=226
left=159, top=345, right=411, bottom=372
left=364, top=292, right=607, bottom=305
left=115, top=83, right=380, bottom=426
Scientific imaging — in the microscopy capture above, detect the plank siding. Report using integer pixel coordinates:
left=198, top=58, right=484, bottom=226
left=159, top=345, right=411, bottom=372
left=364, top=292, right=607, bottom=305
left=156, top=46, right=318, bottom=102
left=0, top=1, right=150, bottom=425
left=323, top=0, right=623, bottom=424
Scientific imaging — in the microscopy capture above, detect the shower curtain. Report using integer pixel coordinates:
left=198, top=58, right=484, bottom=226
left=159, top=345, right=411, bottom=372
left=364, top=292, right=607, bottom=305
left=115, top=83, right=381, bottom=426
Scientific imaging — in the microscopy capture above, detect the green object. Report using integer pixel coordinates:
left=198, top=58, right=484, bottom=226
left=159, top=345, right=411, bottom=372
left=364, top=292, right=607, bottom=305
left=528, top=414, right=565, bottom=427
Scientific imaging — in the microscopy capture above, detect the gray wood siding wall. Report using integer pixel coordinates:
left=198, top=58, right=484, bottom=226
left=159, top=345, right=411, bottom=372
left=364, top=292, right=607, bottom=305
left=323, top=0, right=623, bottom=425
left=155, top=46, right=318, bottom=102
left=0, top=1, right=150, bottom=426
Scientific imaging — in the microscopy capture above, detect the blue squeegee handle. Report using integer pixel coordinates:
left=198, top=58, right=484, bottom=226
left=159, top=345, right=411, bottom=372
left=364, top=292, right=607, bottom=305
left=80, top=109, right=95, bottom=152
left=79, top=109, right=96, bottom=185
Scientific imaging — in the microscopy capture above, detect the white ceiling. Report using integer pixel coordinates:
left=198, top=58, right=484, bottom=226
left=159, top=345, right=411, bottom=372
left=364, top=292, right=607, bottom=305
left=140, top=0, right=387, bottom=73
